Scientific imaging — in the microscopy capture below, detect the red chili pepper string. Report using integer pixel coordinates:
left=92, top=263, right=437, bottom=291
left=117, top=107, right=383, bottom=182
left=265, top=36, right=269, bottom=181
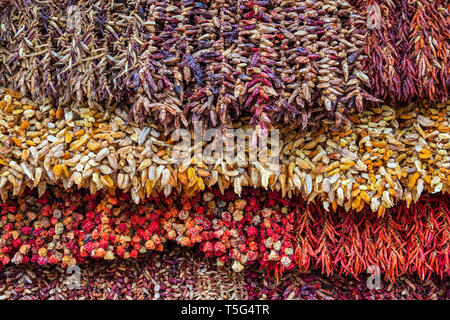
left=350, top=0, right=449, bottom=103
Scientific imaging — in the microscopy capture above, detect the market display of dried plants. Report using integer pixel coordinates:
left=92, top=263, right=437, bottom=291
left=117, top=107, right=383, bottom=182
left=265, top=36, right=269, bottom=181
left=0, top=0, right=375, bottom=130
left=0, top=0, right=449, bottom=300
left=351, top=0, right=449, bottom=103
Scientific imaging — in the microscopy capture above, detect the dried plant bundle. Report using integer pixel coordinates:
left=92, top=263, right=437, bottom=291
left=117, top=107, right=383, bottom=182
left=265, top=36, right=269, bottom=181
left=351, top=0, right=449, bottom=103
left=0, top=186, right=448, bottom=283
left=1, top=244, right=448, bottom=300
left=0, top=88, right=449, bottom=214
left=0, top=0, right=376, bottom=131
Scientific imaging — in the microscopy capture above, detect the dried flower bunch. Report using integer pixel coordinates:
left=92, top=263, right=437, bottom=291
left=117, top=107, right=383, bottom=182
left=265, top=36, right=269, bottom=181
left=2, top=247, right=448, bottom=300
left=1, top=88, right=449, bottom=214
left=350, top=0, right=449, bottom=103
left=0, top=186, right=448, bottom=282
left=0, top=0, right=375, bottom=130
left=0, top=247, right=248, bottom=300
